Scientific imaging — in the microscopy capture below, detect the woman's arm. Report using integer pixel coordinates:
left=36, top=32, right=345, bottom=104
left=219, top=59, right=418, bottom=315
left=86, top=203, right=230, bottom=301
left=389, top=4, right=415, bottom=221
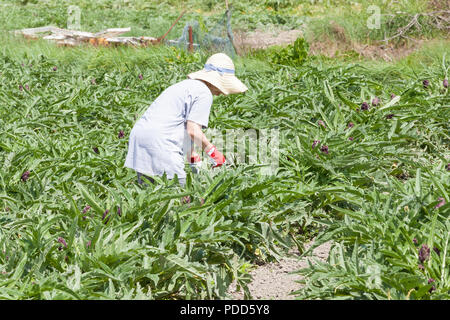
left=186, top=120, right=212, bottom=150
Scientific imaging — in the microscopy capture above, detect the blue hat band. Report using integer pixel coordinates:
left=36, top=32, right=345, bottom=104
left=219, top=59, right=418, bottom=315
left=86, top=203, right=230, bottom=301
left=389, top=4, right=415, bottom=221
left=203, top=63, right=235, bottom=76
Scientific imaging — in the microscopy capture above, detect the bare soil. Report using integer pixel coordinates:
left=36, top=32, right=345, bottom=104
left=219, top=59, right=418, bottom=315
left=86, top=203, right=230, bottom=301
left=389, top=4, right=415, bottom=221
left=234, top=27, right=428, bottom=61
left=234, top=28, right=304, bottom=52
left=227, top=241, right=331, bottom=300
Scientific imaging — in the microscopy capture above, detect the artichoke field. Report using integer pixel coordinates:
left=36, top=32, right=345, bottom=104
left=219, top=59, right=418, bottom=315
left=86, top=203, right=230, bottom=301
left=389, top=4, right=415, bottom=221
left=0, top=48, right=449, bottom=299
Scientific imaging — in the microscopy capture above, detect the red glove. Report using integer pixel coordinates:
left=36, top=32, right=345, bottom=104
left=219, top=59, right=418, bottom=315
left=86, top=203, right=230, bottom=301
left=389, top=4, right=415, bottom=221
left=205, top=145, right=226, bottom=168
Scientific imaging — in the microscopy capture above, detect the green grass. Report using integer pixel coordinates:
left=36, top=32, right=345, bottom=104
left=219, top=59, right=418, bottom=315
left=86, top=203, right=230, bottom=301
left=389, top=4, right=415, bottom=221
left=298, top=0, right=447, bottom=45
left=1, top=0, right=446, bottom=49
left=0, top=0, right=220, bottom=37
left=395, top=40, right=450, bottom=74
left=0, top=32, right=176, bottom=70
left=307, top=39, right=450, bottom=78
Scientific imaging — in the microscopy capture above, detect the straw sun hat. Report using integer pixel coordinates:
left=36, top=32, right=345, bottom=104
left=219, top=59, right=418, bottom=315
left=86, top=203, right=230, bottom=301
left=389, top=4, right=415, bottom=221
left=187, top=53, right=248, bottom=95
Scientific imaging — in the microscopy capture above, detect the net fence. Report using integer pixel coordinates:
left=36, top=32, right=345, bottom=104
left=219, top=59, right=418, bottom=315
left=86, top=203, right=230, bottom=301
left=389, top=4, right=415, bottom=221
left=167, top=9, right=236, bottom=57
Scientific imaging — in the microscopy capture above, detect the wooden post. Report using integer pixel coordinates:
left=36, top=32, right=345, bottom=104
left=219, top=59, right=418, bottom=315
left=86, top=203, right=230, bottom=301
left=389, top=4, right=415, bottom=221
left=188, top=25, right=193, bottom=52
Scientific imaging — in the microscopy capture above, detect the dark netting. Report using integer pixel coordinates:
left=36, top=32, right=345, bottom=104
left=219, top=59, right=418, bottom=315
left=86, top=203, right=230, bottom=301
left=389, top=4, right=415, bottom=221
left=168, top=20, right=201, bottom=51
left=167, top=9, right=236, bottom=57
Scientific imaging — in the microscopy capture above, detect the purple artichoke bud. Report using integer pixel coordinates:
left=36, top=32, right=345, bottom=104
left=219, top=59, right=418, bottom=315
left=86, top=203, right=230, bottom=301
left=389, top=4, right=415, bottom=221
left=320, top=145, right=329, bottom=154
left=21, top=171, right=30, bottom=182
left=86, top=240, right=91, bottom=248
left=117, top=206, right=121, bottom=217
left=418, top=244, right=430, bottom=263
left=57, top=237, right=67, bottom=248
left=390, top=93, right=396, bottom=100
left=418, top=264, right=425, bottom=270
left=433, top=247, right=440, bottom=256
left=413, top=238, right=418, bottom=245
left=372, top=97, right=380, bottom=106
left=25, top=84, right=29, bottom=90
left=348, top=137, right=354, bottom=141
left=386, top=114, right=395, bottom=119
left=434, top=197, right=445, bottom=209
left=21, top=63, right=25, bottom=67
left=318, top=120, right=326, bottom=128
left=118, top=130, right=125, bottom=139
left=19, top=85, right=23, bottom=91
left=102, top=210, right=109, bottom=221
left=446, top=163, right=450, bottom=171
left=428, top=278, right=436, bottom=293
left=138, top=74, right=143, bottom=80
left=361, top=102, right=369, bottom=111
left=182, top=196, right=191, bottom=204
left=312, top=140, right=320, bottom=149
left=423, top=80, right=429, bottom=88
left=93, top=147, right=99, bottom=154
left=347, top=122, right=354, bottom=129
left=52, top=66, right=57, bottom=71
left=443, top=79, right=448, bottom=88
left=82, top=205, right=91, bottom=214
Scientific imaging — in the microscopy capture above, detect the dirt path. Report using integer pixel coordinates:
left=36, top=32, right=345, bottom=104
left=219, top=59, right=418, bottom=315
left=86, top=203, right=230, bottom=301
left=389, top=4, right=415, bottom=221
left=234, top=28, right=304, bottom=51
left=227, top=241, right=331, bottom=300
left=234, top=27, right=432, bottom=62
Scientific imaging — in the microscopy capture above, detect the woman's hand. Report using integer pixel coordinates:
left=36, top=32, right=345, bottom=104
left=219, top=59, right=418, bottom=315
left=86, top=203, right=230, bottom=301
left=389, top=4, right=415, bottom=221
left=188, top=150, right=202, bottom=164
left=204, top=144, right=226, bottom=168
left=186, top=120, right=225, bottom=168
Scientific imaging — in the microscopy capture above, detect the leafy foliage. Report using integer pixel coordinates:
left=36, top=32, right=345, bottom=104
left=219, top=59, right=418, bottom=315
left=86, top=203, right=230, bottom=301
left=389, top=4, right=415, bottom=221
left=269, top=37, right=309, bottom=67
left=0, top=0, right=449, bottom=300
